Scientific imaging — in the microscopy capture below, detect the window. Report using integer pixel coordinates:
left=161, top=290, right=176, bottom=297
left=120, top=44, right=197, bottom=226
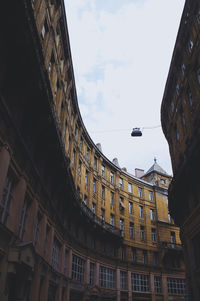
left=92, top=202, right=96, bottom=214
left=176, top=129, right=179, bottom=142
left=86, top=148, right=90, bottom=161
left=120, top=271, right=127, bottom=290
left=72, top=255, right=85, bottom=283
left=102, top=165, right=105, bottom=177
left=19, top=197, right=30, bottom=241
left=0, top=173, right=15, bottom=225
left=121, top=247, right=126, bottom=261
left=120, top=218, right=124, bottom=235
left=94, top=156, right=97, bottom=169
left=80, top=137, right=83, bottom=150
left=171, top=232, right=176, bottom=246
left=150, top=209, right=154, bottom=221
left=119, top=197, right=124, bottom=212
left=154, top=276, right=162, bottom=293
left=129, top=202, right=133, bottom=214
left=167, top=278, right=186, bottom=294
left=33, top=213, right=42, bottom=246
left=48, top=53, right=54, bottom=73
left=152, top=228, right=156, bottom=242
left=131, top=273, right=149, bottom=292
left=51, top=238, right=60, bottom=271
left=149, top=191, right=153, bottom=201
left=101, top=209, right=105, bottom=221
left=139, top=206, right=143, bottom=218
left=176, top=84, right=179, bottom=95
left=84, top=195, right=87, bottom=205
left=110, top=171, right=114, bottom=184
left=188, top=39, right=193, bottom=52
left=44, top=223, right=50, bottom=254
left=99, top=266, right=115, bottom=289
left=142, top=250, right=147, bottom=264
left=132, top=248, right=137, bottom=262
left=130, top=222, right=134, bottom=238
left=93, top=178, right=96, bottom=193
left=189, top=91, right=193, bottom=107
left=181, top=63, right=185, bottom=75
left=41, top=19, right=48, bottom=40
left=138, top=187, right=142, bottom=198
left=101, top=185, right=105, bottom=199
left=153, top=252, right=159, bottom=265
left=119, top=177, right=123, bottom=188
left=110, top=192, right=114, bottom=205
left=181, top=111, right=186, bottom=126
left=64, top=250, right=68, bottom=275
left=140, top=225, right=145, bottom=240
left=78, top=161, right=82, bottom=176
left=90, top=263, right=95, bottom=285
left=70, top=114, right=74, bottom=127
left=168, top=213, right=171, bottom=223
left=72, top=149, right=75, bottom=165
left=54, top=80, right=59, bottom=98
left=85, top=170, right=88, bottom=185
left=110, top=214, right=115, bottom=226
left=128, top=183, right=132, bottom=193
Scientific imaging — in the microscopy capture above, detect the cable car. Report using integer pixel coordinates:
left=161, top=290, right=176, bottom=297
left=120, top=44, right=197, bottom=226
left=131, top=128, right=142, bottom=137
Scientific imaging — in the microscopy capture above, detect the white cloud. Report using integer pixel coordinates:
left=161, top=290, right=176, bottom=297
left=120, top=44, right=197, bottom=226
left=65, top=0, right=185, bottom=175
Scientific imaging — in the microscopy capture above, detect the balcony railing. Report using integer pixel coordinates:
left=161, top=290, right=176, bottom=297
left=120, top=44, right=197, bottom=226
left=159, top=241, right=182, bottom=250
left=75, top=192, right=122, bottom=238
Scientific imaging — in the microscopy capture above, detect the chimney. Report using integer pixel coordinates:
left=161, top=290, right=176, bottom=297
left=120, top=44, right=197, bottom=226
left=135, top=168, right=144, bottom=178
left=112, top=158, right=120, bottom=168
left=96, top=143, right=102, bottom=153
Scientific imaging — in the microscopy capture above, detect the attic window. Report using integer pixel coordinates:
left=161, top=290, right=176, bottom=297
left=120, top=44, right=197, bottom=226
left=160, top=179, right=166, bottom=184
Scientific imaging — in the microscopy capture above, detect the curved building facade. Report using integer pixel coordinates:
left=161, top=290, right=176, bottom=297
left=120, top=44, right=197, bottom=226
left=0, top=0, right=186, bottom=300
left=161, top=0, right=200, bottom=299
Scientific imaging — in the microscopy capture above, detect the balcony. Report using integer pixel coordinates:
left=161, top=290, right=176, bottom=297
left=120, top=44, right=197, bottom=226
left=159, top=241, right=182, bottom=250
left=75, top=192, right=122, bottom=238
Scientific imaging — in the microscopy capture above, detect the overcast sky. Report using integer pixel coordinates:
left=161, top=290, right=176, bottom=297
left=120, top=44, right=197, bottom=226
left=64, top=0, right=185, bottom=176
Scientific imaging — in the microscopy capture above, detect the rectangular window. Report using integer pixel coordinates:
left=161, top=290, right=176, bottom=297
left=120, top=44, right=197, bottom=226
left=41, top=19, right=48, bottom=40
left=101, top=185, right=105, bottom=199
left=85, top=170, right=88, bottom=185
left=140, top=225, right=145, bottom=240
left=152, top=228, right=156, bottom=242
left=131, top=273, right=150, bottom=292
left=72, top=255, right=85, bottom=282
left=167, top=278, right=186, bottom=294
left=139, top=206, right=143, bottom=218
left=90, top=262, right=95, bottom=285
left=51, top=238, right=60, bottom=271
left=93, top=178, right=96, bottom=193
left=132, top=248, right=137, bottom=262
left=154, top=276, right=162, bottom=293
left=171, top=232, right=176, bottom=246
left=99, top=266, right=115, bottom=289
left=120, top=218, right=124, bottom=236
left=142, top=250, right=147, bottom=264
left=168, top=213, right=171, bottom=223
left=92, top=202, right=96, bottom=214
left=138, top=187, right=143, bottom=198
left=78, top=160, right=82, bottom=176
left=102, top=165, right=105, bottom=177
left=48, top=53, right=54, bottom=73
left=149, top=191, right=153, bottom=201
left=119, top=177, right=123, bottom=188
left=84, top=195, right=87, bottom=205
left=128, top=183, right=132, bottom=193
left=72, top=149, right=75, bottom=165
left=110, top=171, right=114, bottom=184
left=129, top=202, right=133, bottom=214
left=19, top=196, right=30, bottom=241
left=101, top=209, right=105, bottom=221
left=130, top=222, right=134, bottom=238
left=110, top=214, right=115, bottom=226
left=33, top=212, right=42, bottom=246
left=86, top=148, right=90, bottom=161
left=0, top=172, right=15, bottom=225
left=153, top=252, right=159, bottom=265
left=150, top=209, right=154, bottom=221
left=64, top=250, right=68, bottom=275
left=80, top=137, right=83, bottom=150
left=120, top=271, right=127, bottom=290
left=94, top=157, right=97, bottom=169
left=110, top=191, right=114, bottom=205
left=121, top=247, right=126, bottom=260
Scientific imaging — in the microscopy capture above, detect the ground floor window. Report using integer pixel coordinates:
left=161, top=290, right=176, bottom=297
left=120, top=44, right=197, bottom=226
left=167, top=278, right=186, bottom=295
left=131, top=273, right=149, bottom=292
left=154, top=276, right=162, bottom=293
left=99, top=266, right=115, bottom=289
left=71, top=255, right=85, bottom=282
